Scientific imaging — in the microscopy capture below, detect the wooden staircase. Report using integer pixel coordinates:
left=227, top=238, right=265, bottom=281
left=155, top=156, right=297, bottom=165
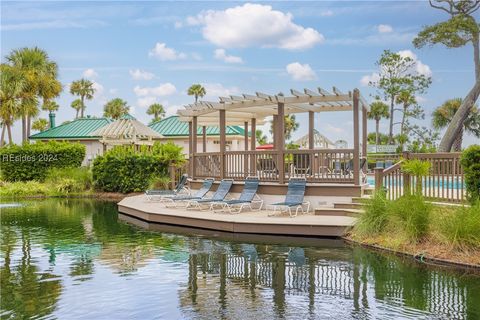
left=314, top=193, right=371, bottom=217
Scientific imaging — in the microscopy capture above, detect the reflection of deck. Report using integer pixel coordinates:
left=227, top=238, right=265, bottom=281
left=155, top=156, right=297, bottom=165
left=118, top=195, right=356, bottom=237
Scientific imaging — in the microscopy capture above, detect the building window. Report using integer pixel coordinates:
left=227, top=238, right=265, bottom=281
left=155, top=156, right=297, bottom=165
left=213, top=141, right=232, bottom=145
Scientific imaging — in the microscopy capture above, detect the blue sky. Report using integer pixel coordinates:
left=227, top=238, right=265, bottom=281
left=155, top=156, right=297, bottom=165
left=1, top=1, right=477, bottom=146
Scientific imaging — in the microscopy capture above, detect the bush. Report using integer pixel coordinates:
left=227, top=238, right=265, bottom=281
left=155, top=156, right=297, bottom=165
left=92, top=142, right=184, bottom=193
left=460, top=145, right=480, bottom=204
left=0, top=181, right=50, bottom=197
left=439, top=202, right=480, bottom=249
left=402, top=159, right=431, bottom=195
left=45, top=167, right=93, bottom=193
left=354, top=191, right=390, bottom=236
left=390, top=194, right=431, bottom=241
left=0, top=141, right=85, bottom=182
left=148, top=176, right=171, bottom=190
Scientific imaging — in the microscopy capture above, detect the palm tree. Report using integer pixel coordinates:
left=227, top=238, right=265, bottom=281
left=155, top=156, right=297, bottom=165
left=368, top=101, right=390, bottom=146
left=255, top=129, right=267, bottom=145
left=31, top=118, right=49, bottom=132
left=187, top=84, right=206, bottom=103
left=71, top=99, right=82, bottom=119
left=42, top=100, right=59, bottom=114
left=0, top=64, right=24, bottom=146
left=70, top=79, right=95, bottom=118
left=395, top=90, right=417, bottom=135
left=6, top=47, right=61, bottom=141
left=103, top=98, right=129, bottom=119
left=432, top=98, right=480, bottom=151
left=146, top=103, right=165, bottom=123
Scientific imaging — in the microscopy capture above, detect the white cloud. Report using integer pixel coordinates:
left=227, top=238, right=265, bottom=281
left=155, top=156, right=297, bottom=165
left=214, top=49, right=243, bottom=64
left=165, top=104, right=182, bottom=117
left=360, top=72, right=380, bottom=86
left=398, top=50, right=432, bottom=76
left=134, top=83, right=176, bottom=97
left=377, top=24, right=393, bottom=33
left=82, top=68, right=98, bottom=78
left=325, top=123, right=345, bottom=134
left=191, top=52, right=202, bottom=61
left=174, top=21, right=183, bottom=29
left=202, top=83, right=240, bottom=99
left=109, top=88, right=118, bottom=95
left=148, top=42, right=187, bottom=61
left=92, top=81, right=104, bottom=97
left=136, top=96, right=158, bottom=108
left=320, top=10, right=334, bottom=16
left=189, top=3, right=324, bottom=50
left=129, top=69, right=155, bottom=80
left=286, top=62, right=316, bottom=81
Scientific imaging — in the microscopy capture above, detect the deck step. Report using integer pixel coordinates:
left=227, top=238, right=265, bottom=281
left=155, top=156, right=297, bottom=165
left=314, top=208, right=363, bottom=217
left=334, top=202, right=364, bottom=209
left=351, top=196, right=371, bottom=204
left=362, top=187, right=375, bottom=196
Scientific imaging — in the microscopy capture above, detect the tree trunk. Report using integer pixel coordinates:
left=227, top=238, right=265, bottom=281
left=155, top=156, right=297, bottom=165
left=400, top=104, right=407, bottom=135
left=0, top=125, right=5, bottom=147
left=451, top=127, right=463, bottom=152
left=27, top=116, right=31, bottom=140
left=438, top=33, right=480, bottom=152
left=80, top=96, right=85, bottom=118
left=7, top=124, right=13, bottom=144
left=388, top=95, right=395, bottom=144
left=76, top=109, right=79, bottom=119
left=375, top=119, right=380, bottom=146
left=22, top=115, right=27, bottom=142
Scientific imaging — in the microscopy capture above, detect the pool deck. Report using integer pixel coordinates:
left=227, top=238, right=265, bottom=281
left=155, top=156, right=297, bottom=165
left=117, top=195, right=356, bottom=237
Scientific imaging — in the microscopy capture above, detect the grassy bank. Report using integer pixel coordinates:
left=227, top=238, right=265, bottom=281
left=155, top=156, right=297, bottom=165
left=348, top=193, right=480, bottom=266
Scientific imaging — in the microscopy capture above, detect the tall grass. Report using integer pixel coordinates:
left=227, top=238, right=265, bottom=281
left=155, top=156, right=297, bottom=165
left=390, top=194, right=431, bottom=241
left=45, top=167, right=93, bottom=194
left=439, top=202, right=480, bottom=249
left=354, top=191, right=390, bottom=237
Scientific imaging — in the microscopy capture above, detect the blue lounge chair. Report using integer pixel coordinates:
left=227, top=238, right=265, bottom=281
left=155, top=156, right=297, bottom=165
left=213, top=177, right=263, bottom=213
left=269, top=178, right=310, bottom=217
left=164, top=178, right=214, bottom=207
left=186, top=179, right=234, bottom=210
left=145, top=174, right=190, bottom=201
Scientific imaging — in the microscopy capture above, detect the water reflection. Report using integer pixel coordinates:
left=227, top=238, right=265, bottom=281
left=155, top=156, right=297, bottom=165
left=0, top=199, right=479, bottom=319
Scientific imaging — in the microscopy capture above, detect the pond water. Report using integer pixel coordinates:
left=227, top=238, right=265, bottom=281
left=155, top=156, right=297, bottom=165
left=1, top=199, right=479, bottom=319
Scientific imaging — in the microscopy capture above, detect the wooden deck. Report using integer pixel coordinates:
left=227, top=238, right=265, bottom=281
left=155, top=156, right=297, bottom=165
left=117, top=195, right=356, bottom=237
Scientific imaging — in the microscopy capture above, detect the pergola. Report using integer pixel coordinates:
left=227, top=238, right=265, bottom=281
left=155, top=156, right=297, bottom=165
left=178, top=87, right=369, bottom=185
left=90, top=118, right=163, bottom=149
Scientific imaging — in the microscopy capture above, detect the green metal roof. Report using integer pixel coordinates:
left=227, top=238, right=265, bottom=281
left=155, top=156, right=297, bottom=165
left=29, top=117, right=112, bottom=140
left=149, top=115, right=249, bottom=137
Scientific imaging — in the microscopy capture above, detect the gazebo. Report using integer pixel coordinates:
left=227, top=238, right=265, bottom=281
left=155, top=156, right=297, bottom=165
left=177, top=87, right=369, bottom=191
left=90, top=118, right=163, bottom=150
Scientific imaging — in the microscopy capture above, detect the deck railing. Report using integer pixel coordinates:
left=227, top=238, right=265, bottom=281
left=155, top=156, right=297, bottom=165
left=375, top=152, right=465, bottom=202
left=191, top=149, right=357, bottom=184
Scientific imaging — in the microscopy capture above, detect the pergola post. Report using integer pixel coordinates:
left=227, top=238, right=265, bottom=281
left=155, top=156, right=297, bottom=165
left=277, top=102, right=285, bottom=184
left=362, top=106, right=368, bottom=176
left=308, top=111, right=314, bottom=149
left=192, top=116, right=198, bottom=179
left=202, top=126, right=207, bottom=152
left=353, top=89, right=360, bottom=186
left=272, top=115, right=278, bottom=149
left=250, top=118, right=256, bottom=176
left=188, top=121, right=193, bottom=177
left=244, top=121, right=249, bottom=178
left=219, top=109, right=226, bottom=179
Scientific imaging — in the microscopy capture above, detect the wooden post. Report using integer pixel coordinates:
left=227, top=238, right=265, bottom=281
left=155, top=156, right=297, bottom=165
left=374, top=167, right=384, bottom=191
left=219, top=110, right=226, bottom=179
left=308, top=111, right=314, bottom=150
left=244, top=121, right=249, bottom=177
left=192, top=116, right=198, bottom=179
left=362, top=106, right=368, bottom=175
left=272, top=115, right=277, bottom=149
left=277, top=102, right=285, bottom=184
left=169, top=162, right=177, bottom=190
left=188, top=121, right=193, bottom=177
left=353, top=89, right=360, bottom=186
left=202, top=126, right=207, bottom=152
left=402, top=151, right=411, bottom=195
left=250, top=118, right=256, bottom=176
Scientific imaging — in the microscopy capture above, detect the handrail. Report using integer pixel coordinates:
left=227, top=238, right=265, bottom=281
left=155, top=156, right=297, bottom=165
left=382, top=160, right=403, bottom=175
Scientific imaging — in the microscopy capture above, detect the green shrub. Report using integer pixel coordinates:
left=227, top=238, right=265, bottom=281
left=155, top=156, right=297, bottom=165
left=354, top=191, right=390, bottom=236
left=148, top=175, right=171, bottom=190
left=0, top=141, right=85, bottom=182
left=45, top=167, right=93, bottom=192
left=390, top=194, right=431, bottom=241
left=0, top=181, right=50, bottom=197
left=460, top=145, right=480, bottom=204
left=439, top=202, right=480, bottom=249
left=402, top=159, right=431, bottom=195
left=92, top=142, right=184, bottom=193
